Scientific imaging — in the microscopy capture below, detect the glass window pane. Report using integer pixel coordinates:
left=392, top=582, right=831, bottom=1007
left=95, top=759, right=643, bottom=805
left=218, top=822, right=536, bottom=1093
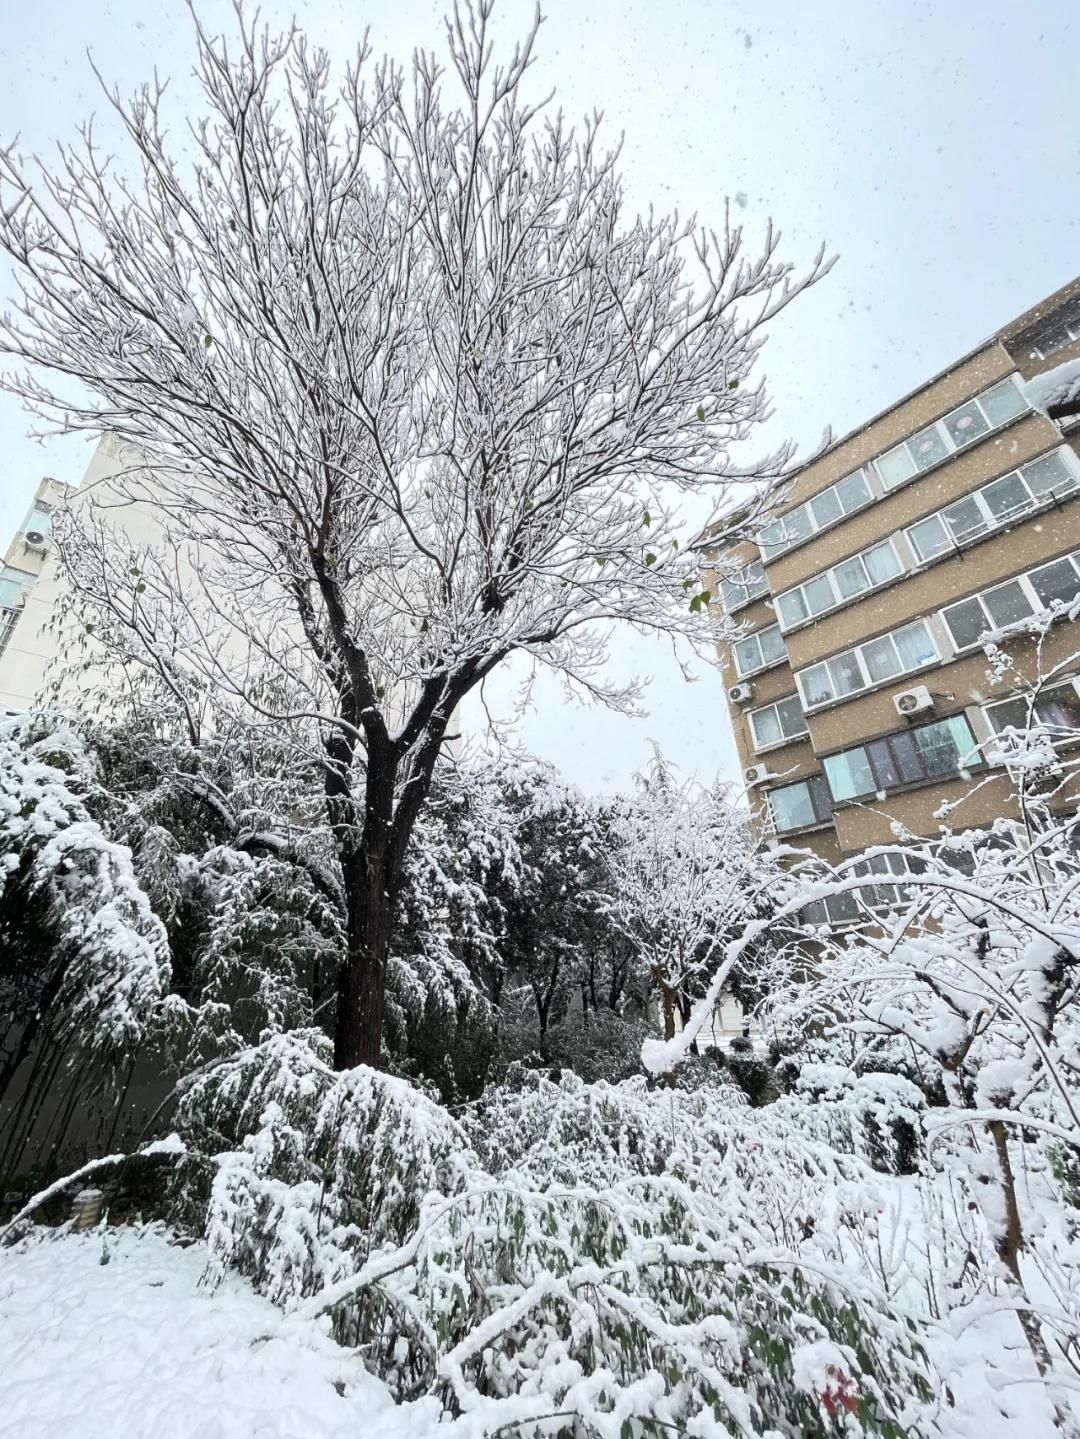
left=943, top=598, right=988, bottom=649
left=803, top=574, right=836, bottom=615
left=889, top=730, right=925, bottom=784
left=1035, top=685, right=1080, bottom=732
left=1023, top=452, right=1076, bottom=499
left=914, top=717, right=975, bottom=778
left=24, top=503, right=53, bottom=536
left=777, top=590, right=808, bottom=627
left=893, top=620, right=937, bottom=670
left=828, top=650, right=865, bottom=695
left=943, top=400, right=990, bottom=447
left=734, top=636, right=761, bottom=674
left=833, top=555, right=869, bottom=598
left=943, top=495, right=989, bottom=543
left=862, top=634, right=902, bottom=682
left=835, top=471, right=872, bottom=513
left=877, top=445, right=916, bottom=490
left=987, top=696, right=1029, bottom=733
left=809, top=776, right=832, bottom=822
left=810, top=488, right=843, bottom=528
left=769, top=782, right=816, bottom=833
left=863, top=541, right=902, bottom=586
left=758, top=625, right=787, bottom=665
left=979, top=377, right=1026, bottom=427
left=909, top=424, right=950, bottom=470
left=751, top=706, right=782, bottom=747
left=778, top=506, right=812, bottom=547
left=824, top=747, right=875, bottom=802
left=0, top=567, right=32, bottom=609
left=826, top=890, right=859, bottom=923
left=908, top=514, right=950, bottom=561
left=759, top=521, right=785, bottom=559
left=776, top=695, right=808, bottom=739
left=801, top=899, right=828, bottom=925
left=982, top=581, right=1035, bottom=629
left=1029, top=557, right=1080, bottom=610
left=982, top=473, right=1032, bottom=521
left=867, top=738, right=902, bottom=789
left=801, top=664, right=833, bottom=707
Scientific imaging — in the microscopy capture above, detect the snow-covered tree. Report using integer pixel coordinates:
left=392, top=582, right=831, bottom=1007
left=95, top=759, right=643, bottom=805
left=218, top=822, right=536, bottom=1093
left=0, top=713, right=170, bottom=1107
left=0, top=2, right=826, bottom=1068
left=603, top=756, right=784, bottom=1067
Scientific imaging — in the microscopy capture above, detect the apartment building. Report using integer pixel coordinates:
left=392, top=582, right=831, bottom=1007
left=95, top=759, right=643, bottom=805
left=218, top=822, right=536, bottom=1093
left=0, top=475, right=76, bottom=714
left=707, top=276, right=1080, bottom=916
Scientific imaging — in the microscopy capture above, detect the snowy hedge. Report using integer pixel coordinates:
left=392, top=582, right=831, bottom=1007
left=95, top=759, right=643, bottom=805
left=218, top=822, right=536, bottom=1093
left=171, top=1035, right=940, bottom=1437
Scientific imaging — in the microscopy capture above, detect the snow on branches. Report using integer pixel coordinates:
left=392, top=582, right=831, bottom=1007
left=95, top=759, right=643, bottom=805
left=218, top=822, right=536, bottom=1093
left=0, top=1, right=828, bottom=1067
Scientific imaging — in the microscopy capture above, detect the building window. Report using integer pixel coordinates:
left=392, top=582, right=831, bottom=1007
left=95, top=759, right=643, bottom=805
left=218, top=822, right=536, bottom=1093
left=0, top=566, right=33, bottom=611
left=796, top=618, right=939, bottom=709
left=0, top=608, right=19, bottom=660
left=984, top=679, right=1080, bottom=738
left=733, top=623, right=787, bottom=677
left=748, top=694, right=809, bottom=749
left=22, top=501, right=53, bottom=538
left=905, top=448, right=1080, bottom=563
left=876, top=376, right=1029, bottom=493
left=766, top=774, right=832, bottom=833
left=800, top=850, right=927, bottom=926
left=719, top=560, right=769, bottom=613
left=776, top=538, right=903, bottom=629
left=940, top=552, right=1080, bottom=652
left=758, top=468, right=875, bottom=560
left=822, top=715, right=982, bottom=804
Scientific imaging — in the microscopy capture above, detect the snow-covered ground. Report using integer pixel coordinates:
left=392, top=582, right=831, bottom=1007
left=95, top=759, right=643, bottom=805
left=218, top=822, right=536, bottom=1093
left=0, top=1225, right=444, bottom=1439
left=0, top=1220, right=1071, bottom=1438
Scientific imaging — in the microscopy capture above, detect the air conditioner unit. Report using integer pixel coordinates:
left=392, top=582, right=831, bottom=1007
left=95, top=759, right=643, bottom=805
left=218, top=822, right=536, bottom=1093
left=728, top=682, right=753, bottom=704
left=744, top=764, right=769, bottom=787
left=894, top=685, right=934, bottom=717
left=23, top=529, right=48, bottom=548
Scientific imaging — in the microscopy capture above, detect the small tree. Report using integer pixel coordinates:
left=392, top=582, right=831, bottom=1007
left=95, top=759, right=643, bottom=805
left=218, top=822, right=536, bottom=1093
left=0, top=2, right=826, bottom=1068
left=606, top=757, right=782, bottom=1064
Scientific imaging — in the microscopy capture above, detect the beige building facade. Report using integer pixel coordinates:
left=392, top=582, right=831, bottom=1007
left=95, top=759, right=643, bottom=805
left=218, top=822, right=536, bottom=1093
left=0, top=435, right=166, bottom=715
left=708, top=276, right=1080, bottom=916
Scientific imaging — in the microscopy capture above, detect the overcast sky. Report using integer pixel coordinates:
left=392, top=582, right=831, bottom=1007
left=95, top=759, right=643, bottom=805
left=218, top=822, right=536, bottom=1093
left=1, top=0, right=1077, bottom=793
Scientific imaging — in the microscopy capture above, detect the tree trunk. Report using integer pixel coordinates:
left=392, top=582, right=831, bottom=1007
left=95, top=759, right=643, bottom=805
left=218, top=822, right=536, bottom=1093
left=333, top=845, right=396, bottom=1071
left=988, top=1120, right=1079, bottom=1437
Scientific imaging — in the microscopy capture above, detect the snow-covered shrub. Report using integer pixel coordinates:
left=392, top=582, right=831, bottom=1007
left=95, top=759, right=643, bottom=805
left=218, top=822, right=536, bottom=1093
left=0, top=712, right=170, bottom=1089
left=176, top=1058, right=939, bottom=1435
left=774, top=1066, right=927, bottom=1176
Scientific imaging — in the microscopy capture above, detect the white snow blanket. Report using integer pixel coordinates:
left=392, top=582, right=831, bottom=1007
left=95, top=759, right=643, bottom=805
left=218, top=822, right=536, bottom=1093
left=0, top=1225, right=444, bottom=1439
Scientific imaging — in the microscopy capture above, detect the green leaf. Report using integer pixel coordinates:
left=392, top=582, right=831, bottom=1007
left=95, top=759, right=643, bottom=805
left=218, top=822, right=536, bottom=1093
left=135, top=582, right=146, bottom=594
left=644, top=552, right=656, bottom=566
left=696, top=404, right=706, bottom=422
left=689, top=594, right=702, bottom=614
left=642, top=509, right=651, bottom=526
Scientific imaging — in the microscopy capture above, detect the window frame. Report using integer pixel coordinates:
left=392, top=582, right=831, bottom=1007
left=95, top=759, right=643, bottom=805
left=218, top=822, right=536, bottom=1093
left=939, top=551, right=1080, bottom=654
left=904, top=447, right=1080, bottom=564
left=719, top=559, right=769, bottom=614
left=794, top=618, right=941, bottom=711
left=758, top=467, right=876, bottom=560
left=765, top=774, right=833, bottom=834
left=775, top=536, right=905, bottom=631
left=748, top=694, right=809, bottom=751
left=983, top=677, right=1080, bottom=743
left=822, top=714, right=983, bottom=805
left=732, top=622, right=787, bottom=678
left=876, top=375, right=1029, bottom=494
